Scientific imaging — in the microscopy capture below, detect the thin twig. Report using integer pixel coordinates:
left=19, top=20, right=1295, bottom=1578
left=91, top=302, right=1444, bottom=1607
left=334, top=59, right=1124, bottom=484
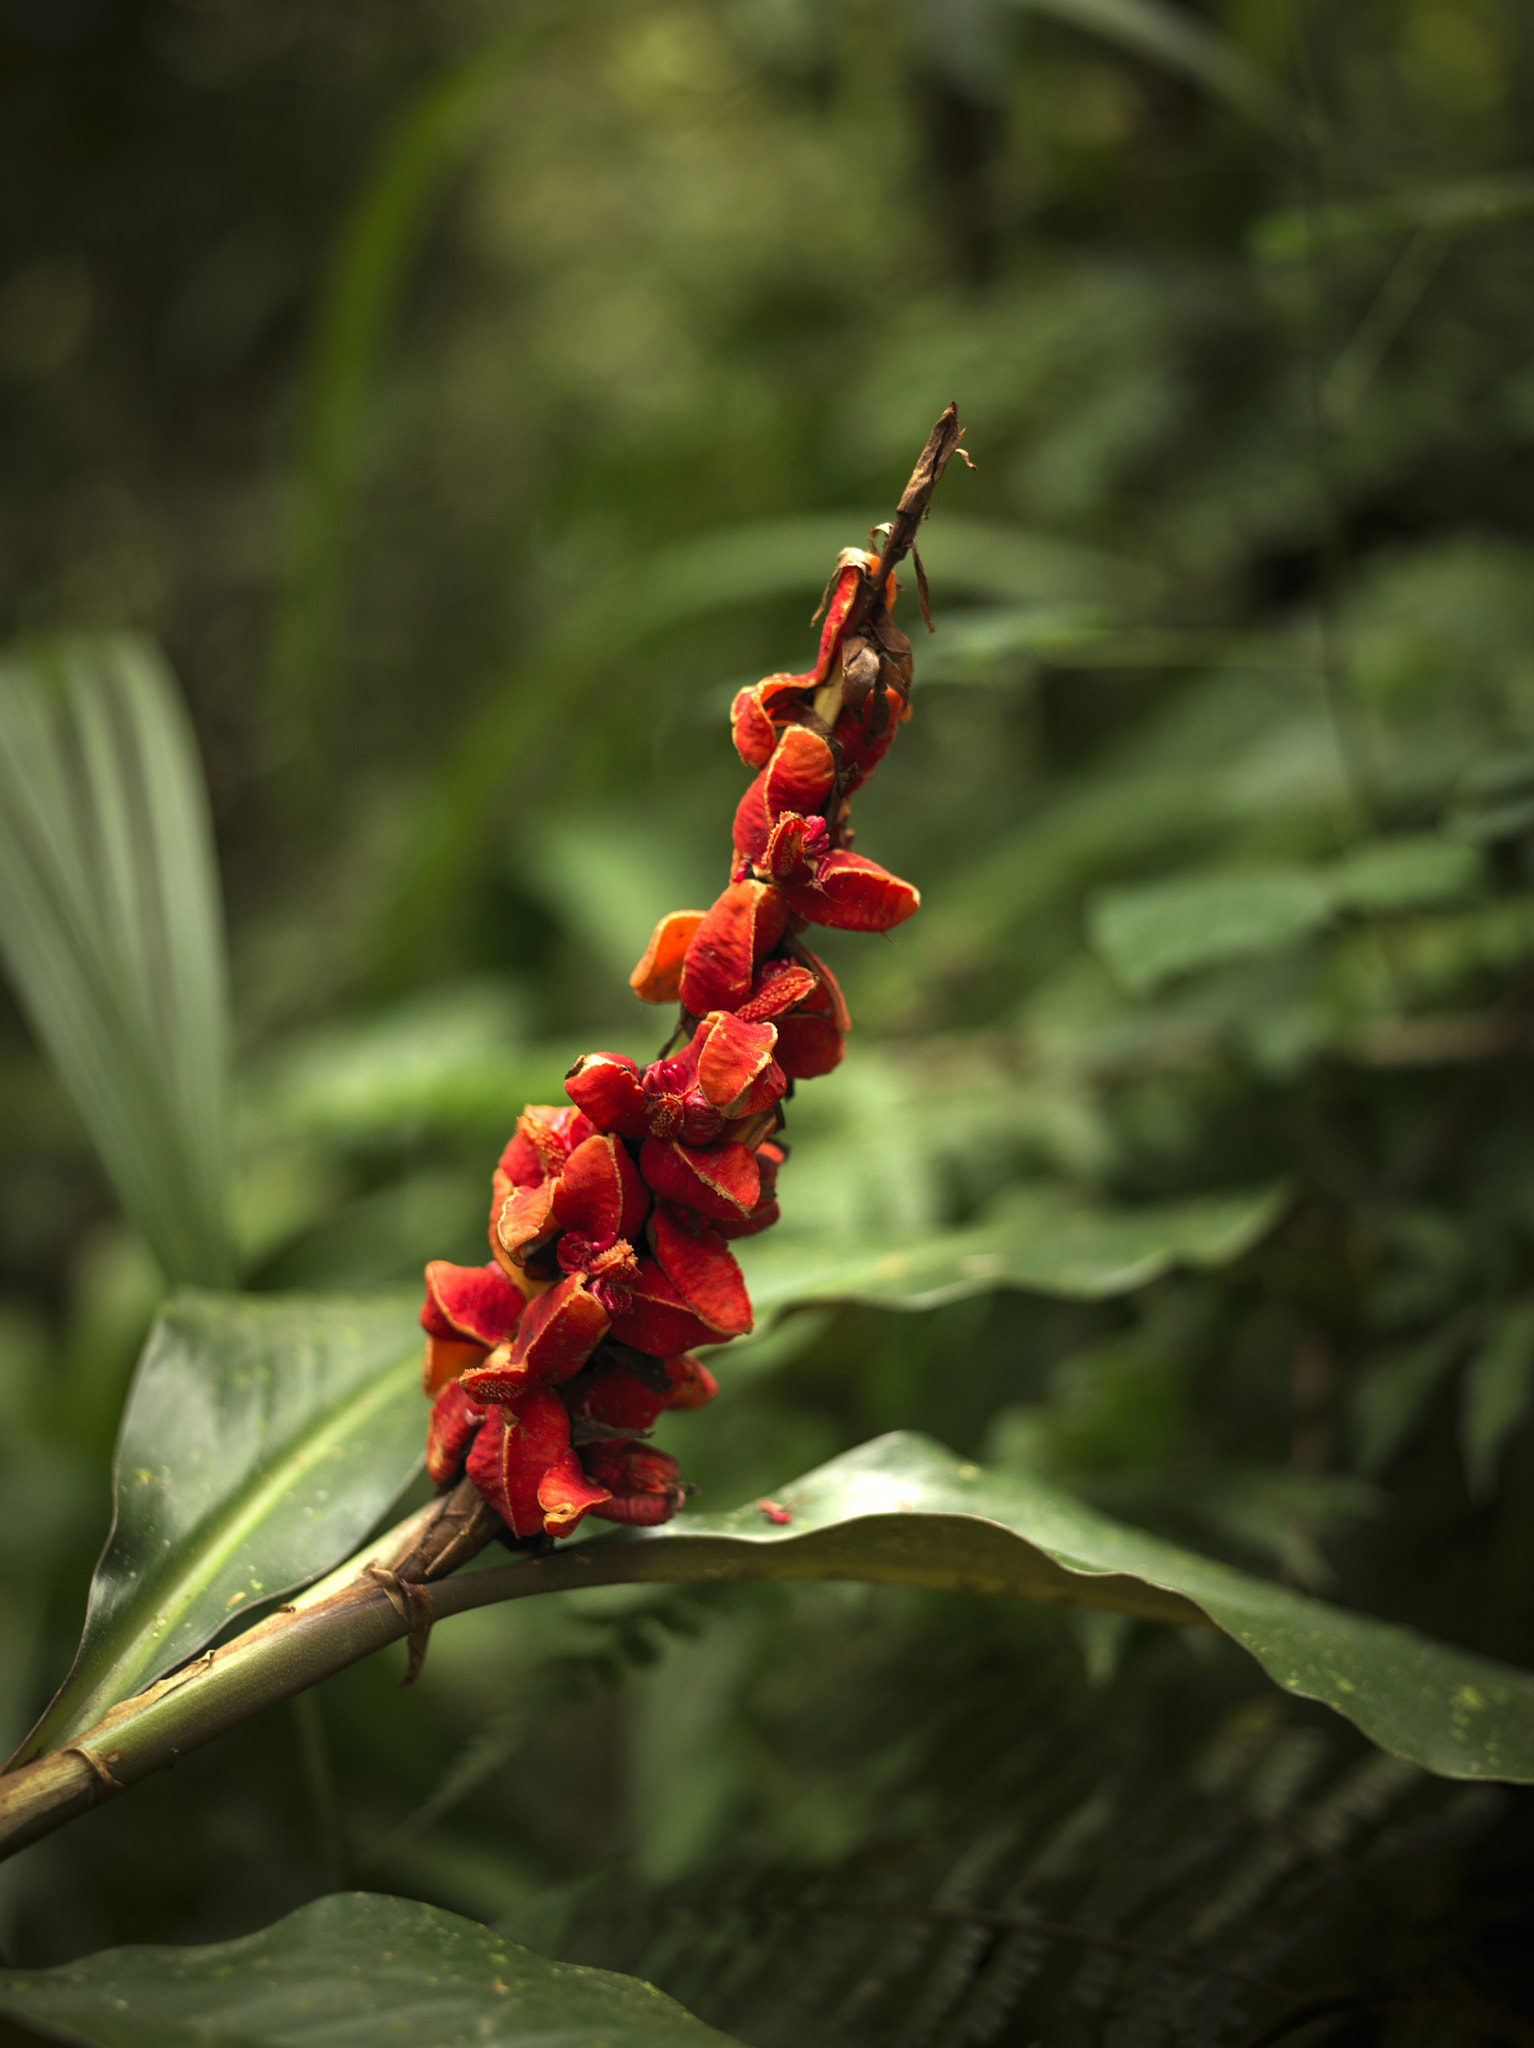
left=842, top=402, right=972, bottom=643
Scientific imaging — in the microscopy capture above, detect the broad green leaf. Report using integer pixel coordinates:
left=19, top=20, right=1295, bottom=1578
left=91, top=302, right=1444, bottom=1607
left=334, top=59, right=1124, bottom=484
left=740, top=1183, right=1285, bottom=1316
left=1091, top=869, right=1333, bottom=993
left=1331, top=835, right=1480, bottom=914
left=1090, top=837, right=1482, bottom=993
left=1461, top=1300, right=1534, bottom=1501
left=0, top=636, right=235, bottom=1285
left=0, top=1892, right=740, bottom=2048
left=552, top=1434, right=1534, bottom=1782
left=14, top=1291, right=423, bottom=1765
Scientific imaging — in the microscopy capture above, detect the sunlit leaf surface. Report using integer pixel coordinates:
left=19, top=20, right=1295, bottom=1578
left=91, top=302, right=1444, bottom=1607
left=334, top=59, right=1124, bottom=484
left=0, top=1892, right=741, bottom=2047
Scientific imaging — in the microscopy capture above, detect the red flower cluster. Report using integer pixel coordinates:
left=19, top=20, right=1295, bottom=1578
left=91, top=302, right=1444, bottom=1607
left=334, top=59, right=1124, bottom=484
left=421, top=543, right=920, bottom=1542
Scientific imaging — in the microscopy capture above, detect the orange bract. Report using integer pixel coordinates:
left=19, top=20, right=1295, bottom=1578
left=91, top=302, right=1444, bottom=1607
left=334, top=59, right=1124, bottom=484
left=630, top=908, right=706, bottom=1003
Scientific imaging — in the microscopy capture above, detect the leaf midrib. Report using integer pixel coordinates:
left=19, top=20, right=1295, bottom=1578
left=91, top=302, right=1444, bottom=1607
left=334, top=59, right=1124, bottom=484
left=51, top=1343, right=420, bottom=1746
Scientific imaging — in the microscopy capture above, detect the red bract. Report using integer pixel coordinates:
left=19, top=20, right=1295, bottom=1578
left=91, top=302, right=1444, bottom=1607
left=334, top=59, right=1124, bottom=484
left=569, top=1351, right=719, bottom=1436
left=462, top=1273, right=613, bottom=1400
left=716, top=1138, right=785, bottom=1239
left=608, top=1256, right=723, bottom=1356
left=640, top=1136, right=760, bottom=1225
left=630, top=909, right=705, bottom=1004
left=420, top=1260, right=527, bottom=1395
left=582, top=1442, right=687, bottom=1527
left=466, top=1391, right=612, bottom=1539
left=732, top=726, right=836, bottom=868
left=426, top=1381, right=486, bottom=1484
left=420, top=514, right=933, bottom=1546
left=780, top=850, right=920, bottom=933
left=692, top=1011, right=784, bottom=1118
left=677, top=879, right=788, bottom=1016
left=650, top=1201, right=753, bottom=1337
left=563, top=1051, right=648, bottom=1139
left=737, top=960, right=818, bottom=1022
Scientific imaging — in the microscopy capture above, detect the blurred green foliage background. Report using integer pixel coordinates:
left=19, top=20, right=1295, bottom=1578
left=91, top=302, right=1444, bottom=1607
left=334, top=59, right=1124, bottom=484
left=3, top=0, right=1534, bottom=2039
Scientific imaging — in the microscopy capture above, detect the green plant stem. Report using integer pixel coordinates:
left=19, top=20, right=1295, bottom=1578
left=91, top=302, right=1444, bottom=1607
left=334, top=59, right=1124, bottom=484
left=0, top=1484, right=1202, bottom=1865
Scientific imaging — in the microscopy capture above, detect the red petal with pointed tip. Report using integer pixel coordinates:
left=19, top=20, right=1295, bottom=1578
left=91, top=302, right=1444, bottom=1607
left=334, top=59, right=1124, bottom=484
left=467, top=1392, right=610, bottom=1538
left=423, top=1260, right=526, bottom=1347
left=565, top=1052, right=649, bottom=1139
left=774, top=1012, right=845, bottom=1079
left=693, top=1011, right=779, bottom=1114
left=639, top=1137, right=760, bottom=1223
left=423, top=1334, right=485, bottom=1397
left=462, top=1273, right=608, bottom=1398
left=781, top=851, right=920, bottom=933
left=651, top=1202, right=753, bottom=1336
left=607, top=1259, right=721, bottom=1355
left=630, top=909, right=706, bottom=1004
left=764, top=725, right=836, bottom=819
left=582, top=1442, right=684, bottom=1526
left=737, top=961, right=818, bottom=1022
left=678, top=881, right=788, bottom=1016
left=426, top=1381, right=486, bottom=1485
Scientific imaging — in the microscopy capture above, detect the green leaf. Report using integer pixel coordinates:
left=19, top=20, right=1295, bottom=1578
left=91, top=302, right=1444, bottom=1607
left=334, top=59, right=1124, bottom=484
left=1249, top=171, right=1534, bottom=260
left=1005, top=0, right=1290, bottom=136
left=373, top=515, right=1152, bottom=987
left=1090, top=869, right=1333, bottom=993
left=13, top=1291, right=423, bottom=1765
left=1331, top=835, right=1480, bottom=914
left=1354, top=1324, right=1468, bottom=1476
left=1090, top=837, right=1481, bottom=993
left=560, top=1434, right=1534, bottom=1782
left=1461, top=1299, right=1534, bottom=1501
left=0, top=1891, right=741, bottom=2047
left=272, top=11, right=587, bottom=752
left=0, top=636, right=235, bottom=1285
left=740, top=1183, right=1286, bottom=1316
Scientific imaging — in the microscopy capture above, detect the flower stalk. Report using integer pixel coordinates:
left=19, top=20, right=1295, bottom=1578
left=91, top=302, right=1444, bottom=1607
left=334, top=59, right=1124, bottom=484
left=0, top=406, right=968, bottom=1866
left=413, top=402, right=970, bottom=1555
